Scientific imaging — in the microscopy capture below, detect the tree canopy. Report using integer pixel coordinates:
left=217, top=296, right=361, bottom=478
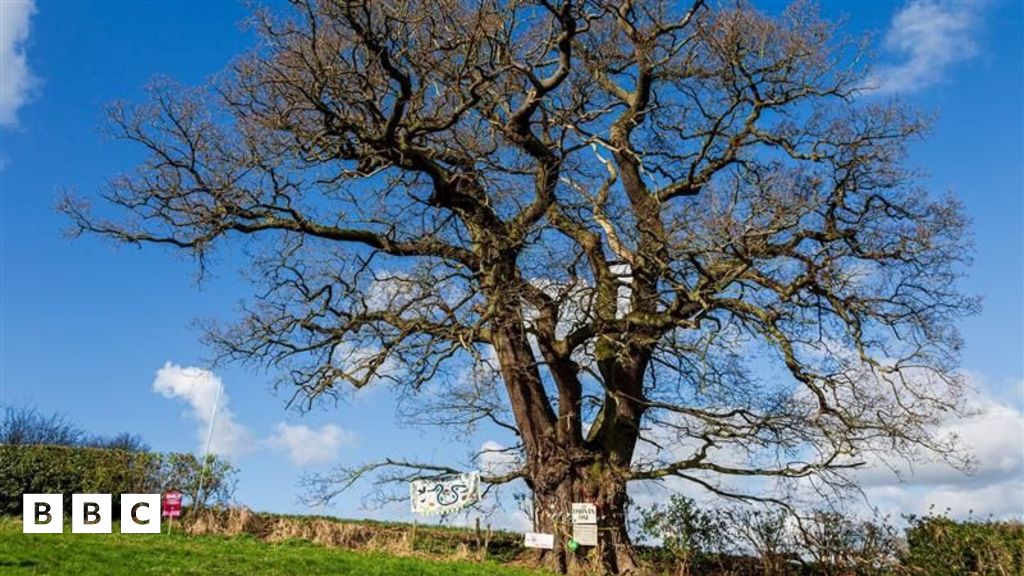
left=63, top=1, right=976, bottom=572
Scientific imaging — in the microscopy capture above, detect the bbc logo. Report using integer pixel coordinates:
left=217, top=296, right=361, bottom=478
left=23, top=494, right=162, bottom=534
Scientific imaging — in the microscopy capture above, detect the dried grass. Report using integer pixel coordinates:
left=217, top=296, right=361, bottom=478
left=182, top=507, right=519, bottom=565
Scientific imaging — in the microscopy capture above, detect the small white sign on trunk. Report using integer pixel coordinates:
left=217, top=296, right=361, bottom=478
left=524, top=532, right=555, bottom=549
left=571, top=503, right=597, bottom=524
left=573, top=523, right=599, bottom=547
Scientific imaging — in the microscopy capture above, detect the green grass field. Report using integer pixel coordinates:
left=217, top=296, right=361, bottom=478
left=0, top=519, right=551, bottom=575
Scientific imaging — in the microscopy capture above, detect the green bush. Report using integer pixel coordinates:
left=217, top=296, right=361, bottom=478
left=636, top=495, right=727, bottom=575
left=0, top=444, right=236, bottom=517
left=632, top=499, right=1023, bottom=576
left=158, top=451, right=237, bottom=509
left=904, top=510, right=1024, bottom=576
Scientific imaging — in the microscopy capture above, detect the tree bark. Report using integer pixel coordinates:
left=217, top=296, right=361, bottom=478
left=530, top=456, right=640, bottom=575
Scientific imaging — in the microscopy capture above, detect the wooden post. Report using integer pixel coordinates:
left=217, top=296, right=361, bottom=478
left=483, top=523, right=492, bottom=560
left=474, top=517, right=481, bottom=552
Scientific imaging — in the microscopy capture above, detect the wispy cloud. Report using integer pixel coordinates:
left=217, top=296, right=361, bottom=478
left=269, top=422, right=356, bottom=466
left=855, top=375, right=1024, bottom=518
left=869, top=0, right=984, bottom=94
left=152, top=362, right=254, bottom=459
left=0, top=0, right=37, bottom=126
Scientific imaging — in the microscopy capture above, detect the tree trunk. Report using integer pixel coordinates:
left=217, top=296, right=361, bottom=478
left=530, top=457, right=640, bottom=575
left=485, top=270, right=645, bottom=574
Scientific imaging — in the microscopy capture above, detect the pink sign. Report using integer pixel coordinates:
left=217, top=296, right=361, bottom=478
left=162, top=491, right=183, bottom=518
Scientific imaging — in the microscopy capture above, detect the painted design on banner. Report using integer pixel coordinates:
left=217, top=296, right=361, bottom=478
left=410, top=471, right=480, bottom=515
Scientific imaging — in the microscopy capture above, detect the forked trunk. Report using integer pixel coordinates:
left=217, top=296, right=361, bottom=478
left=487, top=298, right=644, bottom=574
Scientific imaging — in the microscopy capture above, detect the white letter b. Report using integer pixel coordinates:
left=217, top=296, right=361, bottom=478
left=22, top=494, right=63, bottom=534
left=71, top=494, right=111, bottom=533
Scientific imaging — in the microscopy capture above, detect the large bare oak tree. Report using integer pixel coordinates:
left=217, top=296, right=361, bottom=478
left=64, top=0, right=976, bottom=573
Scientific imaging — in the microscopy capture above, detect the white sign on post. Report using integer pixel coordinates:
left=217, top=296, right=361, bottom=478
left=573, top=523, right=599, bottom=546
left=571, top=503, right=597, bottom=524
left=524, top=532, right=555, bottom=549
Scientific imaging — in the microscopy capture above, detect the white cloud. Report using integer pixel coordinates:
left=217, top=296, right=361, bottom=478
left=853, top=376, right=1024, bottom=519
left=627, top=368, right=1023, bottom=522
left=269, top=422, right=356, bottom=466
left=868, top=0, right=983, bottom=94
left=0, top=0, right=37, bottom=126
left=478, top=440, right=522, bottom=477
left=864, top=478, right=1023, bottom=519
left=152, top=363, right=359, bottom=467
left=860, top=393, right=1022, bottom=488
left=152, top=362, right=253, bottom=459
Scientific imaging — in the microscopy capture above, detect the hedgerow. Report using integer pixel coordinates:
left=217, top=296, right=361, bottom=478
left=0, top=444, right=235, bottom=516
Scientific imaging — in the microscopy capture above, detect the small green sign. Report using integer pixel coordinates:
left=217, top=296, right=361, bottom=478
left=567, top=539, right=579, bottom=552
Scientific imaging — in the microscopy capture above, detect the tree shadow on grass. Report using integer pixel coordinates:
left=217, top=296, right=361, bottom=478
left=0, top=559, right=39, bottom=568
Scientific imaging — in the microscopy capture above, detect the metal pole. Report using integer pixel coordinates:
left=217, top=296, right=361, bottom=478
left=195, top=379, right=223, bottom=509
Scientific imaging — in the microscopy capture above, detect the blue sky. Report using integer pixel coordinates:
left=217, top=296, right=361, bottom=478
left=1, top=0, right=1021, bottom=525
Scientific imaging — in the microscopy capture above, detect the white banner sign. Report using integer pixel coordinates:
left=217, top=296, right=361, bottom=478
left=573, top=523, right=599, bottom=546
left=410, top=471, right=480, bottom=515
left=524, top=532, right=555, bottom=549
left=571, top=503, right=597, bottom=524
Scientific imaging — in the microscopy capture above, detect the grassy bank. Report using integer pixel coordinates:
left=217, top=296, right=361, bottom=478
left=0, top=518, right=551, bottom=575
